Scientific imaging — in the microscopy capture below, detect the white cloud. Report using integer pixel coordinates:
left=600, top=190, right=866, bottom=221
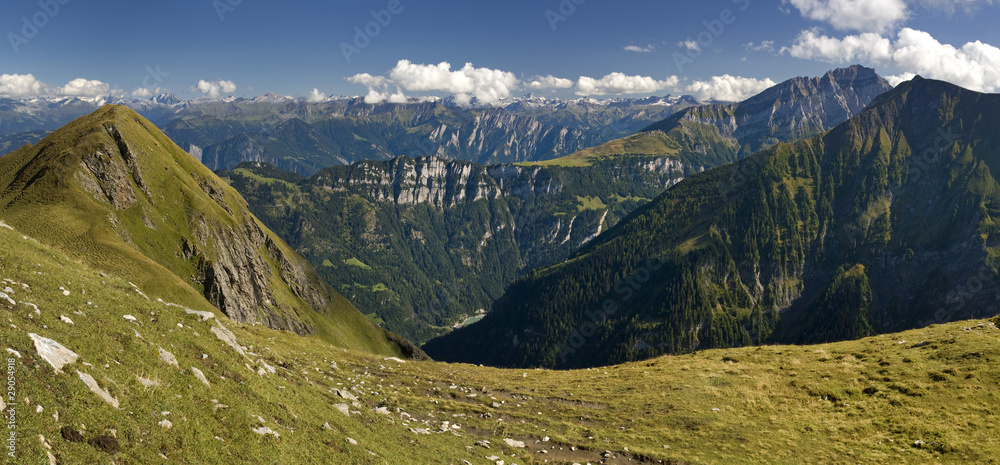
left=684, top=75, right=777, bottom=101
left=344, top=59, right=774, bottom=102
left=131, top=87, right=166, bottom=98
left=0, top=74, right=113, bottom=98
left=348, top=60, right=519, bottom=105
left=783, top=0, right=908, bottom=33
left=346, top=73, right=391, bottom=89
left=307, top=88, right=327, bottom=103
left=784, top=29, right=893, bottom=62
left=625, top=44, right=655, bottom=53
left=193, top=79, right=237, bottom=99
left=387, top=60, right=519, bottom=105
left=363, top=88, right=386, bottom=105
left=885, top=72, right=917, bottom=86
left=362, top=87, right=409, bottom=105
left=387, top=90, right=409, bottom=104
left=575, top=73, right=680, bottom=96
left=784, top=27, right=1000, bottom=92
left=678, top=40, right=701, bottom=52
left=0, top=73, right=51, bottom=98
left=61, top=78, right=110, bottom=97
left=527, top=75, right=575, bottom=90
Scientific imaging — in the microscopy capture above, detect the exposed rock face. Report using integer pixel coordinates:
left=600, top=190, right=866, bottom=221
left=315, top=156, right=593, bottom=208
left=318, top=155, right=687, bottom=209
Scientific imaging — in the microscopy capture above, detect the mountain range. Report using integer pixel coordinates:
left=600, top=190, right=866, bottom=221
left=536, top=65, right=892, bottom=167
left=219, top=66, right=894, bottom=344
left=0, top=93, right=701, bottom=174
left=424, top=76, right=1000, bottom=368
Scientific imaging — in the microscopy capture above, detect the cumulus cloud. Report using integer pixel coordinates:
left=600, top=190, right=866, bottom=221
left=0, top=74, right=113, bottom=98
left=885, top=72, right=917, bottom=86
left=344, top=59, right=774, bottom=102
left=362, top=88, right=409, bottom=105
left=576, top=73, right=680, bottom=96
left=684, top=75, right=777, bottom=102
left=193, top=79, right=237, bottom=99
left=307, top=88, right=327, bottom=103
left=527, top=75, right=575, bottom=90
left=61, top=78, right=110, bottom=97
left=131, top=87, right=166, bottom=98
left=348, top=60, right=519, bottom=105
left=0, top=73, right=51, bottom=98
left=388, top=60, right=519, bottom=105
left=784, top=27, right=1000, bottom=92
left=784, top=29, right=893, bottom=62
left=783, top=0, right=908, bottom=33
left=346, top=73, right=391, bottom=89
left=624, top=44, right=655, bottom=53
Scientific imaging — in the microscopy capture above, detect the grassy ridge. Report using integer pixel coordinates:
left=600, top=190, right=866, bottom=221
left=516, top=119, right=738, bottom=169
left=0, top=105, right=408, bottom=357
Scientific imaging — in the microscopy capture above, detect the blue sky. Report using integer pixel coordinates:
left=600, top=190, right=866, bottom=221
left=1, top=0, right=998, bottom=102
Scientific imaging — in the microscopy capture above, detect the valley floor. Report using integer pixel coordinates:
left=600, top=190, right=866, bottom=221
left=0, top=221, right=997, bottom=464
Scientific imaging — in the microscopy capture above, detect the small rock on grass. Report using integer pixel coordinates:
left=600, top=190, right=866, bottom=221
left=29, top=333, right=78, bottom=374
left=158, top=347, right=179, bottom=368
left=251, top=426, right=280, bottom=437
left=191, top=367, right=210, bottom=387
left=503, top=438, right=525, bottom=448
left=76, top=371, right=119, bottom=408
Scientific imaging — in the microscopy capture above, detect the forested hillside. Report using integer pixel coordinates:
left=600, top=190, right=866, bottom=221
left=425, top=77, right=1000, bottom=368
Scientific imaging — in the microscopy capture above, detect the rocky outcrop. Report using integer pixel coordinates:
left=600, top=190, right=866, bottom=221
left=182, top=215, right=323, bottom=336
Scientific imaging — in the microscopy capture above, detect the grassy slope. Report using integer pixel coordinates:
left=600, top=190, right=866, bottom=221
left=1, top=222, right=998, bottom=464
left=518, top=119, right=738, bottom=170
left=0, top=105, right=404, bottom=357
